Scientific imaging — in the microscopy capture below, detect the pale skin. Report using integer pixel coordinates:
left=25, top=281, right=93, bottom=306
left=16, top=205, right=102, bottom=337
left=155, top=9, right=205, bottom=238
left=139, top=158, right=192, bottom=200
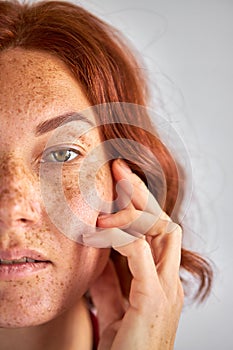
left=0, top=48, right=183, bottom=350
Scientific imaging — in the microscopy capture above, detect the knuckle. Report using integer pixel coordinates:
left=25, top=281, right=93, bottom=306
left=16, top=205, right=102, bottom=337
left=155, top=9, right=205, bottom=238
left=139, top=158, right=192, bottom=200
left=128, top=208, right=140, bottom=225
left=160, top=211, right=170, bottom=221
left=121, top=206, right=137, bottom=227
left=133, top=236, right=149, bottom=252
left=169, top=223, right=182, bottom=238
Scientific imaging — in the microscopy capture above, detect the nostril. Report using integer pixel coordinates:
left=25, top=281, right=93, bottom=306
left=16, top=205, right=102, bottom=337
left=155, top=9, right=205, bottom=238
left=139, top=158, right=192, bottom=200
left=0, top=197, right=41, bottom=227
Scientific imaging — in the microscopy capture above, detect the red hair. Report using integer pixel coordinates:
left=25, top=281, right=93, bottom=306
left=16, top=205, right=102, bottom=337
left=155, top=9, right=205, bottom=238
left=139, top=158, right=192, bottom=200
left=0, top=0, right=213, bottom=302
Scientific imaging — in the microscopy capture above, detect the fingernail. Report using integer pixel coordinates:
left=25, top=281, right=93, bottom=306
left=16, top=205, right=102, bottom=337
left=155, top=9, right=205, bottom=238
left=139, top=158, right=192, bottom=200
left=117, top=159, right=132, bottom=173
left=98, top=213, right=111, bottom=220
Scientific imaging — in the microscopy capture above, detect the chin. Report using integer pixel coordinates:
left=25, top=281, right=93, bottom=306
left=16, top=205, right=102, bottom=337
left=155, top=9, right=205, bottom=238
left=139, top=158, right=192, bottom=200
left=0, top=288, right=71, bottom=328
left=0, top=303, right=58, bottom=328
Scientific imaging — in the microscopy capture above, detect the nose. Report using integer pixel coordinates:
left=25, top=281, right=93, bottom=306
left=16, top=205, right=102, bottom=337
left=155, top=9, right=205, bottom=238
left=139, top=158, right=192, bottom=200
left=0, top=157, right=41, bottom=228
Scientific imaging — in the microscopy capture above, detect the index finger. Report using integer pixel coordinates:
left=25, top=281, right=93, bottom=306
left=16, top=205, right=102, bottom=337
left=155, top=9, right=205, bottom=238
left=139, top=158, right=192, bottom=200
left=112, top=159, right=163, bottom=217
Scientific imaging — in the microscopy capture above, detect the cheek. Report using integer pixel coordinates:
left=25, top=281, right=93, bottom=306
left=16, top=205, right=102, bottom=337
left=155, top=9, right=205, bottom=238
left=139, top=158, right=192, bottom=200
left=62, top=168, right=97, bottom=227
left=40, top=164, right=98, bottom=241
left=95, top=164, right=114, bottom=203
left=40, top=160, right=113, bottom=242
left=63, top=162, right=113, bottom=222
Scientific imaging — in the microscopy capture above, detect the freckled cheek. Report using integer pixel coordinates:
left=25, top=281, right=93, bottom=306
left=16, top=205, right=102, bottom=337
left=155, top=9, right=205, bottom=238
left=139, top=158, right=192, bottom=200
left=62, top=164, right=113, bottom=221
left=95, top=164, right=114, bottom=202
left=61, top=168, right=99, bottom=226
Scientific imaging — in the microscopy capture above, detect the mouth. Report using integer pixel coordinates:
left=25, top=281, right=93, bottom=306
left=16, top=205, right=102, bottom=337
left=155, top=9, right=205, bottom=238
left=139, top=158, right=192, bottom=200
left=0, top=257, right=49, bottom=265
left=0, top=248, right=50, bottom=262
left=0, top=249, right=52, bottom=280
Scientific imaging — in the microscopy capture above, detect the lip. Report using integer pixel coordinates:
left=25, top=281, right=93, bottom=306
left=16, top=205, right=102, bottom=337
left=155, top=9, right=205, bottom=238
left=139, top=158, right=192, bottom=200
left=0, top=248, right=52, bottom=281
left=0, top=248, right=50, bottom=261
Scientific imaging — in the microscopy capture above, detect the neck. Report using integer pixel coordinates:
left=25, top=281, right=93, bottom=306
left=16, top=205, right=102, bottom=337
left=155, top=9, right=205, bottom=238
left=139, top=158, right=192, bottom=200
left=0, top=298, right=93, bottom=350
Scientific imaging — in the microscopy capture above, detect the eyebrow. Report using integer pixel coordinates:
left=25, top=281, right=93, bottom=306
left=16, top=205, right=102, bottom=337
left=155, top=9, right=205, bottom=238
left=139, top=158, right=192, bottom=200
left=35, top=112, right=95, bottom=136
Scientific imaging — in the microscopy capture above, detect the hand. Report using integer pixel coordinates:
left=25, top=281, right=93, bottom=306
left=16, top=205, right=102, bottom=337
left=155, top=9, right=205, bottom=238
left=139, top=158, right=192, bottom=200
left=83, top=159, right=184, bottom=350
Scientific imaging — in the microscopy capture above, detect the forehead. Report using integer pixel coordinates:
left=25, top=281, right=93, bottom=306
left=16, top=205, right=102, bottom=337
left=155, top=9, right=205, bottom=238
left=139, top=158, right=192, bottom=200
left=0, top=48, right=91, bottom=129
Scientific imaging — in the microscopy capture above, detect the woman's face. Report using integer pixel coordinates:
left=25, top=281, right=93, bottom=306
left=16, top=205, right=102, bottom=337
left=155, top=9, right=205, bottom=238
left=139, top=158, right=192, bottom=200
left=0, top=48, right=112, bottom=327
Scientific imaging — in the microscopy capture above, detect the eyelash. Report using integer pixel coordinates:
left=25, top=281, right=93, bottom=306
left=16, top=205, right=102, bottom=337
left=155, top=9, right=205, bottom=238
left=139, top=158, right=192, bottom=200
left=41, top=146, right=82, bottom=164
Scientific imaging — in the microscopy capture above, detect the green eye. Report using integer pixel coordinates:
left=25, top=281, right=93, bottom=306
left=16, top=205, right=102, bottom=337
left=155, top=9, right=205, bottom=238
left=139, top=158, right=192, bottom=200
left=42, top=148, right=80, bottom=163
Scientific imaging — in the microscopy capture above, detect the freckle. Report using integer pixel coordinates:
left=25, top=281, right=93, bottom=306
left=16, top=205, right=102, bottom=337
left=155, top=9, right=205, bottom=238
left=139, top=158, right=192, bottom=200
left=150, top=324, right=154, bottom=329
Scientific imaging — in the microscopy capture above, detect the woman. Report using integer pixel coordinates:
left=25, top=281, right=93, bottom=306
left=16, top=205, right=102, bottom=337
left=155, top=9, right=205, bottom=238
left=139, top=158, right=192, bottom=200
left=0, top=1, right=212, bottom=349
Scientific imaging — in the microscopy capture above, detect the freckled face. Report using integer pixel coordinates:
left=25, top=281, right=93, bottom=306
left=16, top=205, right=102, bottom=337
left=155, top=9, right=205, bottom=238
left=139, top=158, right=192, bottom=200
left=0, top=49, right=113, bottom=327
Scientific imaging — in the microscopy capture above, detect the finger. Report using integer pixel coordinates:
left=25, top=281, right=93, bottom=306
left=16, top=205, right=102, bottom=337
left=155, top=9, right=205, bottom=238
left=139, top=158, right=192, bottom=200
left=112, top=226, right=182, bottom=302
left=82, top=227, right=142, bottom=248
left=151, top=225, right=182, bottom=284
left=112, top=159, right=163, bottom=217
left=99, top=195, right=182, bottom=292
left=113, top=178, right=133, bottom=210
left=89, top=260, right=125, bottom=335
left=113, top=238, right=162, bottom=311
left=98, top=208, right=159, bottom=236
left=98, top=203, right=176, bottom=237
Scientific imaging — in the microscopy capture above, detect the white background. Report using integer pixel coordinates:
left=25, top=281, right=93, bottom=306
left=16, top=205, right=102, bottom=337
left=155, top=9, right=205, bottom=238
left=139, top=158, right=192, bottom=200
left=76, top=1, right=232, bottom=348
